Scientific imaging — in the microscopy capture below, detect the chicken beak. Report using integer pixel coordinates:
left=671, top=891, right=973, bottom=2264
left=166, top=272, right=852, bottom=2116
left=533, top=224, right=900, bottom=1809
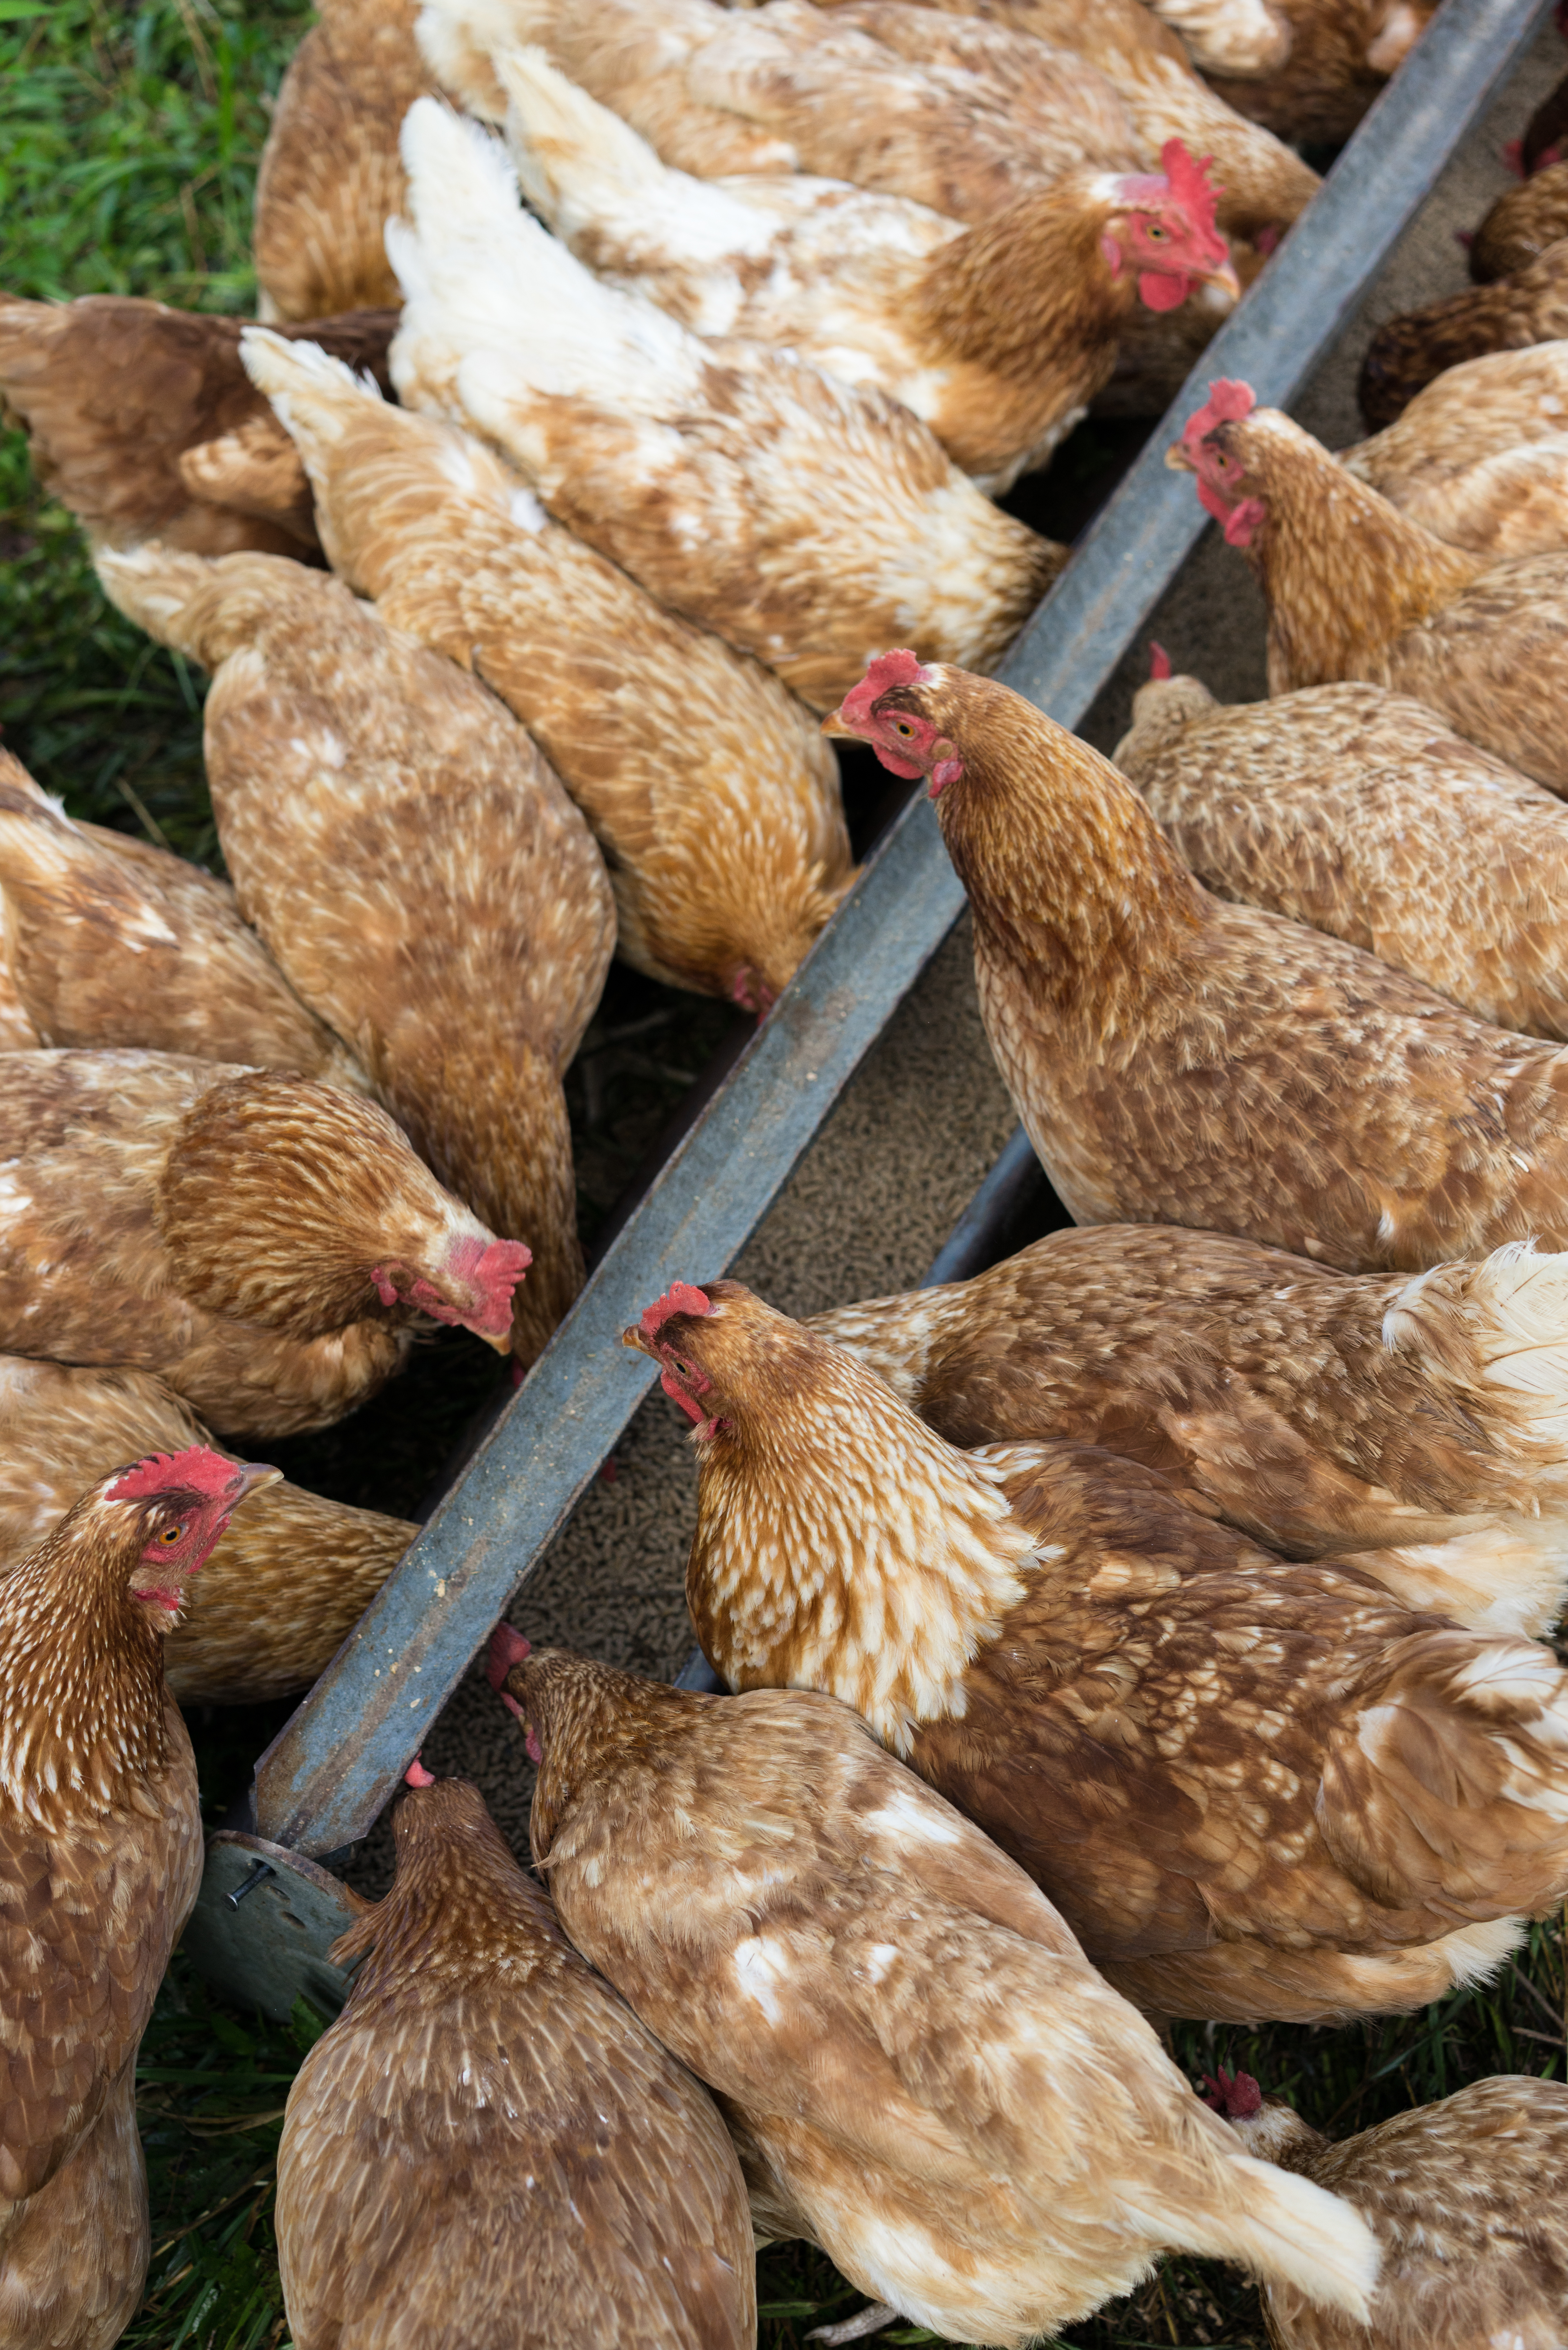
left=1208, top=258, right=1242, bottom=301
left=1165, top=439, right=1196, bottom=473
left=819, top=707, right=856, bottom=739
left=622, top=1322, right=654, bottom=1358
left=230, top=1462, right=282, bottom=1501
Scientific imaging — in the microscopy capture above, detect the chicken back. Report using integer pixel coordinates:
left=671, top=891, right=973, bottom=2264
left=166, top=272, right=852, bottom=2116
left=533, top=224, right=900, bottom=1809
left=276, top=1770, right=755, bottom=2350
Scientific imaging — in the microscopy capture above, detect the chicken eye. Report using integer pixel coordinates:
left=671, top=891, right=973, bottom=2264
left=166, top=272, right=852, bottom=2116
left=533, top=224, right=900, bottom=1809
left=892, top=719, right=916, bottom=737
left=673, top=1357, right=694, bottom=1378
left=1146, top=223, right=1169, bottom=240
left=158, top=1524, right=186, bottom=1545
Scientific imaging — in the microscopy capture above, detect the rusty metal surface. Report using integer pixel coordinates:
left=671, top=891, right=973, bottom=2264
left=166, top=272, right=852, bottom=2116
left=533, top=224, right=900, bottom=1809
left=242, top=0, right=1550, bottom=1865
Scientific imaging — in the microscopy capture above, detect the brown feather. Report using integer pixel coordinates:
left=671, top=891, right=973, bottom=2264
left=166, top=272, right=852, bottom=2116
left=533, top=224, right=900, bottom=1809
left=656, top=1282, right=1568, bottom=2024
left=1473, top=167, right=1568, bottom=282
left=276, top=1776, right=755, bottom=2350
left=1357, top=241, right=1568, bottom=429
left=0, top=1358, right=411, bottom=1704
left=502, top=1646, right=1380, bottom=2346
left=1341, top=346, right=1568, bottom=560
left=0, top=2065, right=149, bottom=2350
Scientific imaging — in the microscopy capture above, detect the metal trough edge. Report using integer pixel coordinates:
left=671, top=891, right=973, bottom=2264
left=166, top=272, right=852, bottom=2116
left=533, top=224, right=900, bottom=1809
left=243, top=0, right=1550, bottom=1862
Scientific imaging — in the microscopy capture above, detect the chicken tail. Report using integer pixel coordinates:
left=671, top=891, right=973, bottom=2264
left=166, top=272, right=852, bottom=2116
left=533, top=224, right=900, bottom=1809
left=389, top=94, right=701, bottom=430
left=1385, top=1241, right=1568, bottom=1448
left=1321, top=1625, right=1568, bottom=1922
left=495, top=43, right=675, bottom=229
left=94, top=542, right=297, bottom=669
left=415, top=0, right=556, bottom=122
left=1187, top=2148, right=1380, bottom=2319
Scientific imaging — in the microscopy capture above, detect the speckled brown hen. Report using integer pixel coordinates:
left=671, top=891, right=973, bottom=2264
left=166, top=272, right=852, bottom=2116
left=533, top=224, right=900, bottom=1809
left=254, top=0, right=435, bottom=322
left=276, top=1768, right=755, bottom=2350
left=1471, top=164, right=1568, bottom=281
left=492, top=1636, right=1381, bottom=2345
left=828, top=652, right=1568, bottom=1276
left=0, top=1359, right=412, bottom=1704
left=499, top=49, right=1238, bottom=492
left=96, top=539, right=611, bottom=1364
left=1112, top=667, right=1568, bottom=1035
left=1170, top=381, right=1568, bottom=797
left=808, top=1226, right=1568, bottom=1639
left=796, top=0, right=1320, bottom=243
left=635, top=1277, right=1568, bottom=2027
left=0, top=291, right=396, bottom=557
left=1205, top=2067, right=1568, bottom=2350
left=1357, top=241, right=1568, bottom=429
left=0, top=749, right=366, bottom=1084
left=387, top=96, right=1064, bottom=706
left=0, top=1446, right=274, bottom=2350
left=0, top=1051, right=528, bottom=1437
left=1203, top=0, right=1437, bottom=147
left=1341, top=344, right=1568, bottom=558
left=244, top=330, right=852, bottom=1013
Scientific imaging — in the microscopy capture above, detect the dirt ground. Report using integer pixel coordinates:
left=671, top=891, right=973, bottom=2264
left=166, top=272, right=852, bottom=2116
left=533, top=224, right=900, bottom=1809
left=344, top=22, right=1565, bottom=1889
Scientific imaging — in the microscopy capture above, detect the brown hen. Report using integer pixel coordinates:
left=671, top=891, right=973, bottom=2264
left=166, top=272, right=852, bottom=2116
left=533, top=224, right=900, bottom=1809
left=494, top=1636, right=1381, bottom=2345
left=276, top=1769, right=754, bottom=2350
left=245, top=330, right=852, bottom=1013
left=0, top=292, right=396, bottom=558
left=809, top=1225, right=1568, bottom=1639
left=1203, top=0, right=1437, bottom=146
left=0, top=1051, right=529, bottom=1437
left=0, top=1447, right=274, bottom=2350
left=1341, top=344, right=1568, bottom=558
left=0, top=749, right=365, bottom=1083
left=388, top=96, right=1063, bottom=710
left=1357, top=240, right=1568, bottom=429
left=635, top=1279, right=1568, bottom=2026
left=0, top=1358, right=412, bottom=1704
left=1113, top=669, right=1568, bottom=1035
left=1207, top=2067, right=1568, bottom=2350
left=96, top=540, right=611, bottom=1364
left=828, top=653, right=1568, bottom=1275
left=1471, top=163, right=1568, bottom=281
left=254, top=0, right=435, bottom=322
left=1171, top=382, right=1568, bottom=795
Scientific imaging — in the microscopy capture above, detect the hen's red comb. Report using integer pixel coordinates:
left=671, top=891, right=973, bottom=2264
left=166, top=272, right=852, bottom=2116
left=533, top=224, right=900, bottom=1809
left=836, top=648, right=933, bottom=736
left=1159, top=140, right=1226, bottom=258
left=1149, top=641, right=1173, bottom=680
left=1181, top=378, right=1256, bottom=459
left=640, top=1282, right=712, bottom=1342
left=1201, top=2066, right=1263, bottom=2118
left=404, top=1757, right=436, bottom=1787
left=108, top=1446, right=237, bottom=1502
left=487, top=1621, right=531, bottom=1690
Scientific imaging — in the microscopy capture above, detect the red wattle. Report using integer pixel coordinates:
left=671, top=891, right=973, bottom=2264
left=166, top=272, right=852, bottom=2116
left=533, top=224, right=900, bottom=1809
left=871, top=745, right=925, bottom=780
left=1139, top=269, right=1192, bottom=313
left=661, top=1368, right=707, bottom=1422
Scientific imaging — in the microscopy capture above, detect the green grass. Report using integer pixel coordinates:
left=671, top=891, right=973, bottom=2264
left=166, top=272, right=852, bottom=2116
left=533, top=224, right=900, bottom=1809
left=5, top=8, right=1565, bottom=2348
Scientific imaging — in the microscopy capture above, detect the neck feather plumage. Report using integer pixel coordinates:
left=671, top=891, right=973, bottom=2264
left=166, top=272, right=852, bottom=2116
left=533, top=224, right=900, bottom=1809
left=933, top=685, right=1209, bottom=1020
left=1240, top=417, right=1484, bottom=689
left=689, top=1355, right=1037, bottom=1753
left=0, top=1512, right=166, bottom=1822
left=916, top=179, right=1134, bottom=370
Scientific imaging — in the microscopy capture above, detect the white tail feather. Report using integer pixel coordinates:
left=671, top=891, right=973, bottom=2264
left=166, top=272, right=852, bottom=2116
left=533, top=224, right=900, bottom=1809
left=414, top=0, right=544, bottom=119
left=391, top=96, right=701, bottom=419
left=1386, top=1242, right=1568, bottom=1436
left=93, top=544, right=220, bottom=658
left=1199, top=2152, right=1380, bottom=2320
left=241, top=328, right=376, bottom=447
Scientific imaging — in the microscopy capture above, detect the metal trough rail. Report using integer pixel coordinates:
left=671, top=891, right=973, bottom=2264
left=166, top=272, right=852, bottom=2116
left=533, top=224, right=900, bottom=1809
left=191, top=0, right=1550, bottom=2008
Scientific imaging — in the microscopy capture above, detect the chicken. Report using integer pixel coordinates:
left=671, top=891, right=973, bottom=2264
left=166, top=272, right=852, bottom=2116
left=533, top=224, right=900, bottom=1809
left=1141, top=0, right=1291, bottom=77
left=1203, top=0, right=1437, bottom=147
left=277, top=1767, right=755, bottom=2350
left=388, top=101, right=1062, bottom=709
left=492, top=1634, right=1381, bottom=2344
left=796, top=0, right=1321, bottom=243
left=1471, top=165, right=1568, bottom=282
left=631, top=1277, right=1568, bottom=2026
left=1112, top=665, right=1568, bottom=1036
left=243, top=330, right=852, bottom=1012
left=0, top=1446, right=275, bottom=2350
left=809, top=1224, right=1568, bottom=1638
left=254, top=0, right=436, bottom=322
left=0, top=1051, right=529, bottom=1437
left=1341, top=343, right=1568, bottom=557
left=0, top=1358, right=413, bottom=1704
left=0, top=291, right=396, bottom=558
left=498, top=48, right=1238, bottom=490
left=0, top=969, right=38, bottom=1054
left=1205, top=2067, right=1568, bottom=2350
left=1357, top=240, right=1568, bottom=429
left=422, top=0, right=1318, bottom=244
left=828, top=651, right=1568, bottom=1277
left=1170, top=380, right=1568, bottom=796
left=0, top=747, right=366, bottom=1084
left=96, top=541, right=611, bottom=1364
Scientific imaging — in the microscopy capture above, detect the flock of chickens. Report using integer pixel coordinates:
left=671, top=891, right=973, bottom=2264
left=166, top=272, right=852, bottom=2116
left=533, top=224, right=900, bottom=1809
left=15, top=0, right=1568, bottom=2344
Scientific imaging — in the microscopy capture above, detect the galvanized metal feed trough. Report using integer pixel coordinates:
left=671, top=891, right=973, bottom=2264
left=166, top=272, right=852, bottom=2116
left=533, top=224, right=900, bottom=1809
left=188, top=0, right=1553, bottom=2017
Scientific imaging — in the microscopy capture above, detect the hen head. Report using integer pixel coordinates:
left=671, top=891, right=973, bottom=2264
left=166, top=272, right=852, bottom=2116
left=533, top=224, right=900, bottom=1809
left=1201, top=2066, right=1264, bottom=2120
left=621, top=1277, right=803, bottom=1442
left=1166, top=379, right=1268, bottom=548
left=1101, top=143, right=1239, bottom=315
left=368, top=1230, right=534, bottom=1351
left=104, top=1446, right=278, bottom=1628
